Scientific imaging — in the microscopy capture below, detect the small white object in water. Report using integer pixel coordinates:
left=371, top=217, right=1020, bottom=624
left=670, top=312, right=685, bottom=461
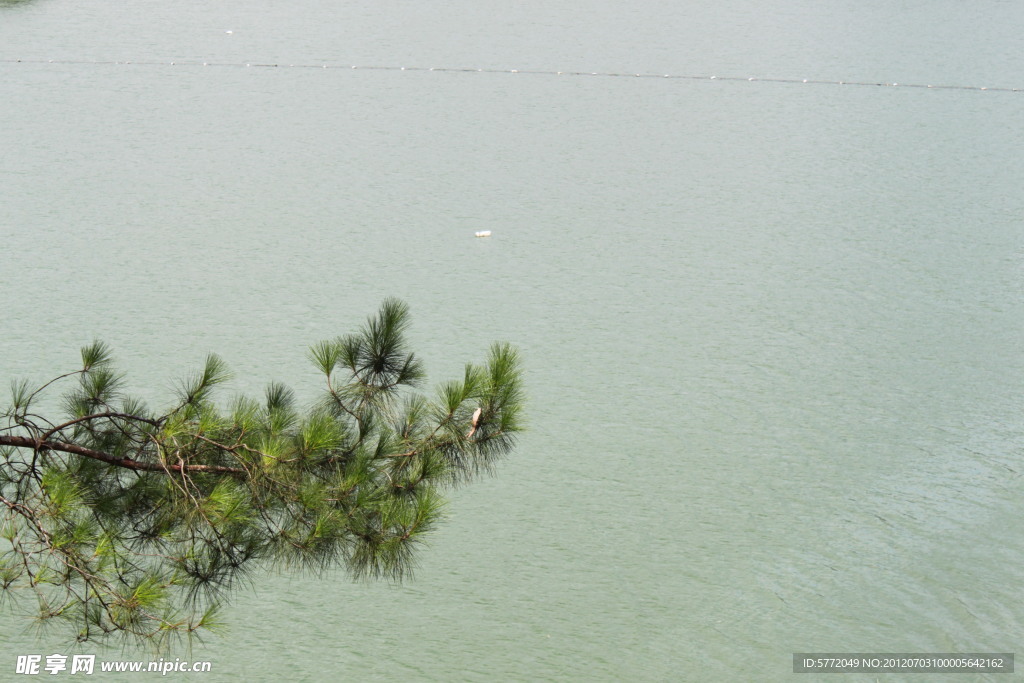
left=475, top=231, right=492, bottom=238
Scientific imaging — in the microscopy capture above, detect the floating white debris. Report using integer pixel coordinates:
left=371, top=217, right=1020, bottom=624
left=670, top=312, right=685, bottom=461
left=475, top=231, right=492, bottom=238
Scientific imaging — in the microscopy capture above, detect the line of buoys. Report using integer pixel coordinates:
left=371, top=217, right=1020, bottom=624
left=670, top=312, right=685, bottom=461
left=2, top=59, right=1019, bottom=93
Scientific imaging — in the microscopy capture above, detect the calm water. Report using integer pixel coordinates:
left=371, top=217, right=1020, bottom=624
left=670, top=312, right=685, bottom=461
left=2, top=1, right=1023, bottom=680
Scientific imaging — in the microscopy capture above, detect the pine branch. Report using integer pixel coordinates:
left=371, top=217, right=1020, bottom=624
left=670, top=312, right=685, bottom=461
left=0, top=435, right=245, bottom=476
left=0, top=300, right=524, bottom=647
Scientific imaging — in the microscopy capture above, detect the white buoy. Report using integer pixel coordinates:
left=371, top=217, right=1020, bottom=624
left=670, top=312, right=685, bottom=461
left=474, top=231, right=492, bottom=238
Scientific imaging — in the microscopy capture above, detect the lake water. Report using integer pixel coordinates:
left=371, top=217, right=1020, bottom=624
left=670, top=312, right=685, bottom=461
left=1, top=1, right=1023, bottom=680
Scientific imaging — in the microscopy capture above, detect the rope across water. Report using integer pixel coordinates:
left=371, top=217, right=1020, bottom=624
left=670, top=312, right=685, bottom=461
left=2, top=58, right=1020, bottom=93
